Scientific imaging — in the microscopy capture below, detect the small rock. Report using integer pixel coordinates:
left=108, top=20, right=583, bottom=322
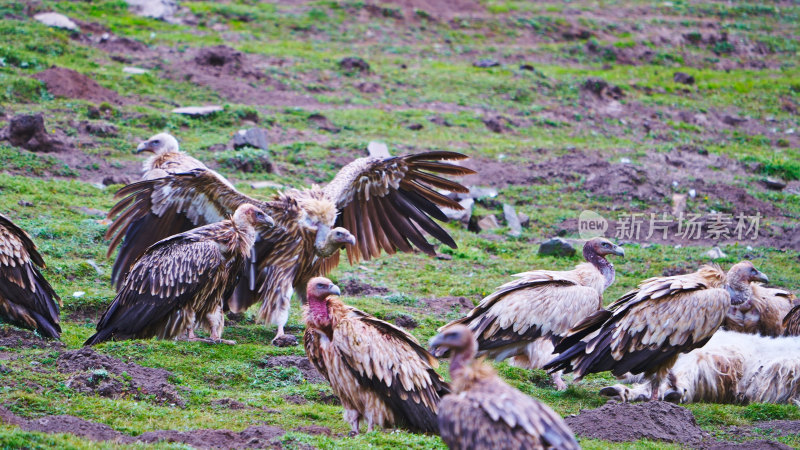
left=250, top=181, right=283, bottom=190
left=477, top=215, right=500, bottom=231
left=338, top=57, right=370, bottom=73
left=620, top=157, right=632, bottom=164
left=519, top=64, right=535, bottom=71
left=367, top=141, right=390, bottom=158
left=81, top=121, right=118, bottom=137
left=538, top=238, right=576, bottom=257
left=436, top=254, right=453, bottom=261
left=582, top=78, right=624, bottom=100
left=356, top=82, right=381, bottom=93
left=171, top=106, right=223, bottom=116
left=763, top=177, right=787, bottom=191
left=427, top=115, right=452, bottom=127
left=17, top=200, right=33, bottom=207
left=503, top=204, right=522, bottom=237
left=722, top=115, right=747, bottom=126
left=272, top=335, right=298, bottom=347
left=517, top=212, right=530, bottom=228
left=442, top=198, right=473, bottom=223
left=73, top=291, right=86, bottom=298
left=85, top=259, right=103, bottom=276
left=483, top=116, right=505, bottom=133
left=705, top=246, right=727, bottom=260
left=394, top=315, right=418, bottom=329
left=673, top=72, right=695, bottom=85
left=102, top=175, right=130, bottom=186
left=232, top=128, right=269, bottom=151
left=34, top=12, right=79, bottom=31
left=308, top=113, right=340, bottom=133
left=468, top=186, right=498, bottom=199
left=406, top=123, right=423, bottom=131
left=125, top=0, right=178, bottom=22
left=688, top=189, right=697, bottom=198
left=122, top=66, right=148, bottom=75
left=473, top=59, right=500, bottom=68
left=671, top=194, right=687, bottom=216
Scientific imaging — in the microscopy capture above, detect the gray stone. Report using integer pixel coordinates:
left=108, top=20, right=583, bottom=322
left=367, top=141, right=390, bottom=158
left=468, top=186, right=498, bottom=200
left=123, top=67, right=148, bottom=75
left=705, top=246, right=727, bottom=260
left=172, top=105, right=223, bottom=116
left=538, top=238, right=576, bottom=257
left=442, top=198, right=473, bottom=223
left=250, top=181, right=283, bottom=190
left=33, top=12, right=79, bottom=31
left=503, top=204, right=522, bottom=237
left=477, top=215, right=500, bottom=231
left=673, top=72, right=695, bottom=85
left=126, top=0, right=178, bottom=22
left=473, top=59, right=500, bottom=68
left=517, top=212, right=530, bottom=228
left=763, top=177, right=786, bottom=191
left=232, top=128, right=269, bottom=151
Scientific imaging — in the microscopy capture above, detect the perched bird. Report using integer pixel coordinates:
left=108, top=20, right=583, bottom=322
left=784, top=305, right=800, bottom=337
left=135, top=132, right=207, bottom=180
left=429, top=325, right=579, bottom=450
left=303, top=277, right=449, bottom=435
left=437, top=237, right=624, bottom=390
left=546, top=261, right=769, bottom=401
left=85, top=204, right=274, bottom=346
left=106, top=152, right=474, bottom=344
left=0, top=214, right=61, bottom=339
left=724, top=283, right=797, bottom=337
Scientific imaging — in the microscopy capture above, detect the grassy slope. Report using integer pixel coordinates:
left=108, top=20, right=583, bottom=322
left=0, top=0, right=799, bottom=448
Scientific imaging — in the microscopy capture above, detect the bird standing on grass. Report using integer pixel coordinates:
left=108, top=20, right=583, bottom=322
left=0, top=214, right=61, bottom=339
left=430, top=325, right=579, bottom=450
left=303, top=277, right=449, bottom=435
left=546, top=261, right=769, bottom=401
left=437, top=237, right=624, bottom=390
left=85, top=204, right=274, bottom=346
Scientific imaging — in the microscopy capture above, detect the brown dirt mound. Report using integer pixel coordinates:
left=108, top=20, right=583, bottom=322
left=565, top=401, right=706, bottom=445
left=0, top=406, right=126, bottom=442
left=0, top=327, right=64, bottom=350
left=57, top=347, right=185, bottom=406
left=420, top=296, right=475, bottom=317
left=33, top=67, right=123, bottom=105
left=704, top=441, right=792, bottom=450
left=137, top=425, right=285, bottom=449
left=341, top=278, right=389, bottom=296
left=373, top=0, right=484, bottom=19
left=259, top=355, right=326, bottom=384
left=293, top=425, right=331, bottom=436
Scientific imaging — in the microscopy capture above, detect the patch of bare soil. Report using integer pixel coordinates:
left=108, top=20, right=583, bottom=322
left=420, top=296, right=475, bottom=317
left=704, top=440, right=792, bottom=450
left=723, top=420, right=800, bottom=442
left=341, top=278, right=389, bottom=296
left=33, top=67, right=124, bottom=105
left=366, top=0, right=484, bottom=19
left=0, top=327, right=64, bottom=350
left=57, top=347, right=185, bottom=406
left=137, top=425, right=286, bottom=449
left=565, top=401, right=707, bottom=445
left=259, top=355, right=326, bottom=384
left=293, top=425, right=332, bottom=436
left=211, top=398, right=248, bottom=409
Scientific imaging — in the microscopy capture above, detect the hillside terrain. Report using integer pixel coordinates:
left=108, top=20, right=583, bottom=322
left=0, top=0, right=799, bottom=448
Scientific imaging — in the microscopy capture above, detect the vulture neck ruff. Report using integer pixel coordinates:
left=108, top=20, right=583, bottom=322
left=583, top=245, right=614, bottom=290
left=449, top=339, right=495, bottom=392
left=726, top=276, right=753, bottom=306
left=307, top=293, right=331, bottom=325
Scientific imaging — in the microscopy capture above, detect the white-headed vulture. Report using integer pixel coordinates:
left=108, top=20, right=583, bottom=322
left=785, top=305, right=800, bottom=336
left=437, top=237, right=624, bottom=390
left=0, top=214, right=61, bottom=339
left=135, top=132, right=208, bottom=180
left=303, top=277, right=449, bottom=435
left=546, top=261, right=769, bottom=401
left=430, top=325, right=579, bottom=450
left=85, top=204, right=274, bottom=346
left=105, top=151, right=474, bottom=344
left=725, top=283, right=797, bottom=337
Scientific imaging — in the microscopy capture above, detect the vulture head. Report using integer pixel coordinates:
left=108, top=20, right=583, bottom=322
left=306, top=277, right=341, bottom=323
left=726, top=261, right=768, bottom=306
left=430, top=324, right=477, bottom=360
left=316, top=227, right=357, bottom=257
left=583, top=237, right=625, bottom=259
left=135, top=133, right=179, bottom=154
left=233, top=204, right=275, bottom=233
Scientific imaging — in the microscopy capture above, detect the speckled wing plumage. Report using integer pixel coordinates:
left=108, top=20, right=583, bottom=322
left=439, top=268, right=602, bottom=360
left=322, top=152, right=475, bottom=263
left=86, top=222, right=244, bottom=345
left=438, top=377, right=579, bottom=450
left=105, top=168, right=262, bottom=288
left=784, top=305, right=800, bottom=337
left=752, top=285, right=797, bottom=336
left=142, top=152, right=206, bottom=180
left=0, top=215, right=61, bottom=339
left=547, top=266, right=729, bottom=378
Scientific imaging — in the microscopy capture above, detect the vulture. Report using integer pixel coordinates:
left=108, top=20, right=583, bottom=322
left=437, top=237, right=624, bottom=390
left=600, top=330, right=800, bottom=405
left=429, top=325, right=580, bottom=450
left=85, top=204, right=274, bottom=346
left=724, top=283, right=797, bottom=337
left=546, top=261, right=769, bottom=401
left=0, top=214, right=61, bottom=339
left=105, top=151, right=474, bottom=344
left=135, top=132, right=207, bottom=180
left=785, top=305, right=800, bottom=337
left=303, top=277, right=449, bottom=435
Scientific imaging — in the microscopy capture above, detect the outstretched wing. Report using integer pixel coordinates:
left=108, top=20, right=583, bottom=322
left=334, top=308, right=450, bottom=433
left=0, top=215, right=61, bottom=339
left=105, top=168, right=260, bottom=288
left=86, top=232, right=230, bottom=345
left=323, top=152, right=475, bottom=263
left=439, top=271, right=599, bottom=361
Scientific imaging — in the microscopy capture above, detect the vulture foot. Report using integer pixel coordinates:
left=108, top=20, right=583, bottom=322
left=552, top=373, right=568, bottom=391
left=272, top=334, right=298, bottom=347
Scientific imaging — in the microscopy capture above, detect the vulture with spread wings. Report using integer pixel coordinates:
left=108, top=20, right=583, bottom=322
left=105, top=151, right=474, bottom=344
left=304, top=277, right=450, bottom=435
left=0, top=214, right=61, bottom=339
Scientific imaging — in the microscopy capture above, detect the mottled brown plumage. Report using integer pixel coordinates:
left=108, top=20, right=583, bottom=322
left=0, top=214, right=61, bottom=339
left=547, top=261, right=769, bottom=401
left=430, top=325, right=579, bottom=450
left=785, top=305, right=800, bottom=337
left=303, top=277, right=449, bottom=434
left=106, top=152, right=474, bottom=343
left=725, top=284, right=797, bottom=337
left=437, top=237, right=623, bottom=390
left=85, top=204, right=273, bottom=345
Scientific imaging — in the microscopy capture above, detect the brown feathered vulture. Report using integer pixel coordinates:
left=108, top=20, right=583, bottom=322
left=436, top=237, right=624, bottom=390
left=135, top=132, right=208, bottom=180
left=85, top=204, right=274, bottom=346
left=429, top=325, right=579, bottom=450
left=785, top=305, right=800, bottom=337
left=0, top=214, right=61, bottom=339
left=105, top=152, right=474, bottom=344
left=303, top=277, right=449, bottom=435
left=724, top=283, right=797, bottom=337
left=546, top=261, right=769, bottom=401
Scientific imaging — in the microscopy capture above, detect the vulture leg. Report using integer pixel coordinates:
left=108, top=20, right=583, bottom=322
left=344, top=409, right=361, bottom=436
left=649, top=374, right=662, bottom=401
left=207, top=306, right=236, bottom=345
left=552, top=371, right=568, bottom=391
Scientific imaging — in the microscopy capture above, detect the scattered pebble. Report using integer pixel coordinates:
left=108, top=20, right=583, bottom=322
left=172, top=106, right=223, bottom=116
left=33, top=12, right=79, bottom=31
left=123, top=67, right=148, bottom=75
left=367, top=141, right=390, bottom=158
left=73, top=291, right=86, bottom=298
left=688, top=189, right=697, bottom=198
left=538, top=238, right=576, bottom=257
left=705, top=246, right=727, bottom=260
left=473, top=59, right=500, bottom=68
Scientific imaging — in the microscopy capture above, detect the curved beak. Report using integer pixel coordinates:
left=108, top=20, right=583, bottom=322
left=329, top=283, right=341, bottom=297
left=135, top=141, right=150, bottom=154
left=345, top=233, right=357, bottom=246
left=314, top=224, right=331, bottom=251
left=753, top=270, right=768, bottom=284
left=612, top=245, right=625, bottom=257
left=428, top=333, right=448, bottom=357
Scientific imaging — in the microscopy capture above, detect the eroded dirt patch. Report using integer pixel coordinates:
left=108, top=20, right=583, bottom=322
left=57, top=347, right=185, bottom=406
left=420, top=296, right=475, bottom=317
left=0, top=327, right=64, bottom=350
left=33, top=67, right=124, bottom=105
left=341, top=278, right=389, bottom=296
left=259, top=355, right=326, bottom=384
left=137, top=425, right=286, bottom=449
